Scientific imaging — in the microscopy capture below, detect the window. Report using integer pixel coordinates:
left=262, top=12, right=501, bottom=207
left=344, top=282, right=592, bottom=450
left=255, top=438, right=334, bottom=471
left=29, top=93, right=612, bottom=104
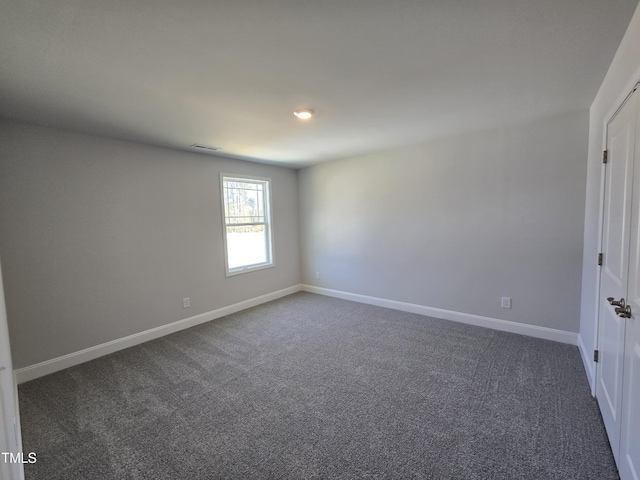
left=220, top=174, right=274, bottom=275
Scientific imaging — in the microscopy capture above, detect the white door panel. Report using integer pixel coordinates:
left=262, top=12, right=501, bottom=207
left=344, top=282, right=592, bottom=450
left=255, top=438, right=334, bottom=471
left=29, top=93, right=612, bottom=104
left=619, top=340, right=640, bottom=480
left=598, top=90, right=637, bottom=462
left=619, top=88, right=640, bottom=480
left=598, top=310, right=626, bottom=425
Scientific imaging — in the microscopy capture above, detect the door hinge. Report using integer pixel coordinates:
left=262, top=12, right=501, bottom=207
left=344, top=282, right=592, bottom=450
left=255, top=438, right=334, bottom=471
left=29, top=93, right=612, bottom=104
left=603, top=150, right=608, bottom=164
left=598, top=253, right=603, bottom=266
left=594, top=350, right=599, bottom=363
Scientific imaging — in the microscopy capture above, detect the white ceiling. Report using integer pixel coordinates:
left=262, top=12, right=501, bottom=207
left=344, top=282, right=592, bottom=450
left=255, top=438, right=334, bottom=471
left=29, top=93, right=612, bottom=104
left=1, top=1, right=638, bottom=168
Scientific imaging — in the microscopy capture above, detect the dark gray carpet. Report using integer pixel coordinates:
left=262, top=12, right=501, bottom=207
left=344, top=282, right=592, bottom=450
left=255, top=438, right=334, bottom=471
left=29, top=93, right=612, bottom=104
left=19, top=292, right=618, bottom=479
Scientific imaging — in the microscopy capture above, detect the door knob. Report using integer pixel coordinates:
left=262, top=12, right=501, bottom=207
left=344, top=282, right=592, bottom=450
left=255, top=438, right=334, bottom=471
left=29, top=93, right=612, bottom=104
left=615, top=305, right=632, bottom=318
left=608, top=297, right=626, bottom=307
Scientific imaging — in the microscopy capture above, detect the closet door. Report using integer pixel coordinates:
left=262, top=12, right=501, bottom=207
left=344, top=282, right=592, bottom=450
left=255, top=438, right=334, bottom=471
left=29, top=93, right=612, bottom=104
left=597, top=88, right=636, bottom=461
left=619, top=88, right=640, bottom=480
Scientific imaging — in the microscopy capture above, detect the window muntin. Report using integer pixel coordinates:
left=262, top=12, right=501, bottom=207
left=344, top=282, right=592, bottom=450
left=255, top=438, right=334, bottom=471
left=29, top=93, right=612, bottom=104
left=221, top=175, right=274, bottom=275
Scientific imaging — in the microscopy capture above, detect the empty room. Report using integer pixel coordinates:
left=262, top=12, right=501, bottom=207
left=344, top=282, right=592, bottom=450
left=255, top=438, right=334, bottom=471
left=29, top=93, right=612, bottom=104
left=1, top=1, right=640, bottom=479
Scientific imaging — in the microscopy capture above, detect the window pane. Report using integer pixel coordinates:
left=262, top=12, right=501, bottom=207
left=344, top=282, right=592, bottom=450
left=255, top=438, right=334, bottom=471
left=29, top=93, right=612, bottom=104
left=223, top=182, right=265, bottom=224
left=226, top=225, right=267, bottom=270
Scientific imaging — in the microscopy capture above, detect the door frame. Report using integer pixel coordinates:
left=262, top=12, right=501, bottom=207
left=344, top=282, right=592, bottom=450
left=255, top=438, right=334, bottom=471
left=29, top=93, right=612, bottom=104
left=594, top=76, right=640, bottom=397
left=0, top=257, right=25, bottom=480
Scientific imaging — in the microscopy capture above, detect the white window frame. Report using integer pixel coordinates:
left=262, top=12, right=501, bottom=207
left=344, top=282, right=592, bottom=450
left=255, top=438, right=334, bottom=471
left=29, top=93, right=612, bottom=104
left=220, top=173, right=275, bottom=276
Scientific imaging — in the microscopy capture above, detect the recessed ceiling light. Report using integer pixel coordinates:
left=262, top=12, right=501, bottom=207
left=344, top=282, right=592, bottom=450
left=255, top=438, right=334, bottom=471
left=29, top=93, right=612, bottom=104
left=294, top=109, right=314, bottom=120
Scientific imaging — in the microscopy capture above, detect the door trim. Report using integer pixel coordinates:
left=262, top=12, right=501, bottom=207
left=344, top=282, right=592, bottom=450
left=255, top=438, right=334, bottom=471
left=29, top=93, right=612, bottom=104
left=0, top=256, right=25, bottom=480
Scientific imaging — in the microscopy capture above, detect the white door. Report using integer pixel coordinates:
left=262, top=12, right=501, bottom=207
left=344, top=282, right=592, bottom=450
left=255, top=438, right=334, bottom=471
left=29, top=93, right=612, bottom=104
left=0, top=257, right=24, bottom=480
left=597, top=87, right=637, bottom=460
left=619, top=87, right=640, bottom=480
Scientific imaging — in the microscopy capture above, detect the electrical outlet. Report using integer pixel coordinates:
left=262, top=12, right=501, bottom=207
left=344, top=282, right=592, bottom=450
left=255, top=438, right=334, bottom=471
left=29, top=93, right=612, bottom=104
left=315, top=271, right=320, bottom=279
left=501, top=297, right=512, bottom=309
left=183, top=297, right=191, bottom=309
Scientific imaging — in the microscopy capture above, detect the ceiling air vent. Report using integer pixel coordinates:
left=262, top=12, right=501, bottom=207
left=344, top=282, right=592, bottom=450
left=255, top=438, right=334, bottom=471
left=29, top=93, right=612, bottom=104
left=190, top=143, right=221, bottom=152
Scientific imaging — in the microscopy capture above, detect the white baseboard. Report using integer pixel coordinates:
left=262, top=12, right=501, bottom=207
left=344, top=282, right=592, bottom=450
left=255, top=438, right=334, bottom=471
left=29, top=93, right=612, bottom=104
left=302, top=285, right=578, bottom=345
left=15, top=285, right=302, bottom=384
left=577, top=334, right=596, bottom=396
left=15, top=284, right=579, bottom=384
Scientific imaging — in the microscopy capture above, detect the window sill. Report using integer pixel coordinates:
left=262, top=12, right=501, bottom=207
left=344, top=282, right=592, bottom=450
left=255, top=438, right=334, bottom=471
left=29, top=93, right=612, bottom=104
left=225, top=262, right=275, bottom=277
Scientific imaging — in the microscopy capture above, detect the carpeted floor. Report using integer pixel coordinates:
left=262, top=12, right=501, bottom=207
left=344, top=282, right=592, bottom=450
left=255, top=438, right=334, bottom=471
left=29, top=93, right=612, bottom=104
left=18, top=292, right=618, bottom=479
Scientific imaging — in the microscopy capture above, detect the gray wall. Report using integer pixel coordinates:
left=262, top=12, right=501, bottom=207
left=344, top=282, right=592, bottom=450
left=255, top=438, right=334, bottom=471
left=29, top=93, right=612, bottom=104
left=0, top=121, right=301, bottom=369
left=580, top=1, right=640, bottom=388
left=299, top=110, right=588, bottom=333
